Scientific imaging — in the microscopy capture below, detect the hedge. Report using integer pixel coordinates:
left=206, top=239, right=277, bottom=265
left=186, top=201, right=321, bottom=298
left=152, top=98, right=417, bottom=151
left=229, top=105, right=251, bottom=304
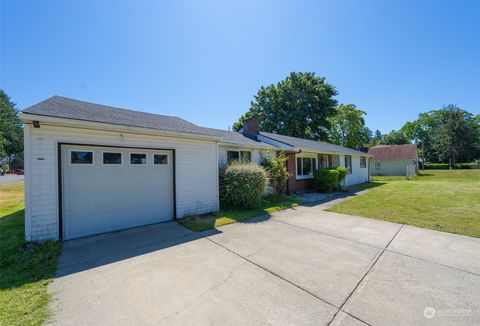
left=424, top=163, right=477, bottom=170
left=313, top=167, right=349, bottom=193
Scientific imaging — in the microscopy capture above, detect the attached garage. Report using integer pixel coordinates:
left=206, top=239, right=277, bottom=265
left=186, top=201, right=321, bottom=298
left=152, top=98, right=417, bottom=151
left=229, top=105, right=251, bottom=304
left=21, top=96, right=221, bottom=241
left=61, top=145, right=174, bottom=240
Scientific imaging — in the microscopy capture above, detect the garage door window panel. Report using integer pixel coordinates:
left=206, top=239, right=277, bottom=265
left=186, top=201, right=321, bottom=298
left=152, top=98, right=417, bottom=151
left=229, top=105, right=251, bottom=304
left=130, top=153, right=147, bottom=165
left=102, top=152, right=122, bottom=165
left=154, top=154, right=169, bottom=165
left=70, top=150, right=94, bottom=165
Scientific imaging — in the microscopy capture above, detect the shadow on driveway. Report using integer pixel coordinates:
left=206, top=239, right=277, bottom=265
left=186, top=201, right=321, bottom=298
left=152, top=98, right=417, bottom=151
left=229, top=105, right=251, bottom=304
left=56, top=222, right=221, bottom=277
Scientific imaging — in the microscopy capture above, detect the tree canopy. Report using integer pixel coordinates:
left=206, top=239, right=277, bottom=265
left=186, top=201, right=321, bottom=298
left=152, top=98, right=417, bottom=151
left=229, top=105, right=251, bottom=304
left=327, top=104, right=370, bottom=149
left=381, top=129, right=410, bottom=145
left=233, top=72, right=338, bottom=140
left=0, top=90, right=23, bottom=158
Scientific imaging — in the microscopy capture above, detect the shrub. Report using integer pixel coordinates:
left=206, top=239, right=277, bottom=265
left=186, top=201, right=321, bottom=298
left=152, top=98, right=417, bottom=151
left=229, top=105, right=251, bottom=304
left=424, top=163, right=477, bottom=169
left=260, top=151, right=291, bottom=194
left=336, top=166, right=349, bottom=188
left=220, top=162, right=269, bottom=209
left=314, top=166, right=349, bottom=192
left=314, top=168, right=339, bottom=192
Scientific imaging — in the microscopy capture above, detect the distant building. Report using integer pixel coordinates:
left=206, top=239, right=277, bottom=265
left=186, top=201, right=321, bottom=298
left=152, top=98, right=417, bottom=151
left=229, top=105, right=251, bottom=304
left=368, top=144, right=419, bottom=176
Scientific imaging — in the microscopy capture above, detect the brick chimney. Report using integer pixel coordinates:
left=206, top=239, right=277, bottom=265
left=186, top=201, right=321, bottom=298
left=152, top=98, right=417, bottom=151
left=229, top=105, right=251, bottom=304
left=242, top=116, right=259, bottom=139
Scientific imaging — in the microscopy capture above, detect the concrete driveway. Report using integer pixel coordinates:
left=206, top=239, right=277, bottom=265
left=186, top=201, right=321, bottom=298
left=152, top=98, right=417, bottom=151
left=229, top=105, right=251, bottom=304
left=49, top=204, right=480, bottom=325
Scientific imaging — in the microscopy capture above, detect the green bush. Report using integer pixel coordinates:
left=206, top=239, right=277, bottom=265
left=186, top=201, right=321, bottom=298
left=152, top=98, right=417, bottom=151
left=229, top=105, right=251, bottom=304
left=260, top=151, right=291, bottom=194
left=220, top=162, right=269, bottom=209
left=314, top=166, right=349, bottom=192
left=314, top=168, right=339, bottom=192
left=425, top=163, right=477, bottom=169
left=336, top=167, right=349, bottom=187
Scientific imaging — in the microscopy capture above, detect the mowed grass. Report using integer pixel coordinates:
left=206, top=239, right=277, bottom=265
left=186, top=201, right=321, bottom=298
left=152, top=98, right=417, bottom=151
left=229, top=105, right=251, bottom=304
left=0, top=181, right=61, bottom=326
left=179, top=195, right=301, bottom=232
left=328, top=170, right=480, bottom=237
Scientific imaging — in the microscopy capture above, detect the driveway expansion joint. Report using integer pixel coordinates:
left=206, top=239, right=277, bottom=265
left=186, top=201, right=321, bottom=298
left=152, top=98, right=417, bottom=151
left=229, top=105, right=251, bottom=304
left=326, top=224, right=405, bottom=326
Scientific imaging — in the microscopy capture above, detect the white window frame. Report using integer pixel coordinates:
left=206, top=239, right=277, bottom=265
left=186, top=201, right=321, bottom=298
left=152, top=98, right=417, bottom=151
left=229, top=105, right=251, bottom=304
left=344, top=155, right=353, bottom=174
left=375, top=162, right=381, bottom=171
left=101, top=151, right=123, bottom=166
left=320, top=155, right=329, bottom=169
left=227, top=149, right=252, bottom=164
left=69, top=149, right=95, bottom=166
left=153, top=152, right=170, bottom=166
left=296, top=153, right=318, bottom=179
left=129, top=152, right=148, bottom=166
left=360, top=156, right=367, bottom=168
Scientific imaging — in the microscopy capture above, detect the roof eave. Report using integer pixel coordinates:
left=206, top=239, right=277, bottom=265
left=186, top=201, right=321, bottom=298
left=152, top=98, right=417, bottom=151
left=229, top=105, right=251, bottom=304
left=20, top=113, right=222, bottom=142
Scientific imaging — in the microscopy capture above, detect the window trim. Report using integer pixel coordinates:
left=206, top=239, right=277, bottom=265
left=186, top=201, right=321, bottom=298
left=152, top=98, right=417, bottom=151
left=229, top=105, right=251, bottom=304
left=153, top=152, right=170, bottom=166
left=375, top=162, right=381, bottom=171
left=101, top=151, right=123, bottom=166
left=129, top=152, right=148, bottom=166
left=69, top=149, right=94, bottom=166
left=320, top=155, right=329, bottom=169
left=360, top=156, right=367, bottom=168
left=296, top=153, right=318, bottom=179
left=344, top=155, right=353, bottom=174
left=226, top=150, right=252, bottom=164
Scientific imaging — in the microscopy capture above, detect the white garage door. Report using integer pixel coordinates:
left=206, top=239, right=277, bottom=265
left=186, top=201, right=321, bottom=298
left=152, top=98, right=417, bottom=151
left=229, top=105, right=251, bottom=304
left=62, top=145, right=174, bottom=240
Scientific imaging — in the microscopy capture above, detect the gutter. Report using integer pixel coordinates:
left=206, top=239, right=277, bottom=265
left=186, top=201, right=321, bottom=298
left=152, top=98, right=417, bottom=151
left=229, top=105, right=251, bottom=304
left=20, top=113, right=223, bottom=142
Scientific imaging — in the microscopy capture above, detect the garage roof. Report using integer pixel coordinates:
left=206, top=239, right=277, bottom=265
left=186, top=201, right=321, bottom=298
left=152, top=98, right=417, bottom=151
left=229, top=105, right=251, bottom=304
left=367, top=144, right=418, bottom=161
left=22, top=96, right=222, bottom=138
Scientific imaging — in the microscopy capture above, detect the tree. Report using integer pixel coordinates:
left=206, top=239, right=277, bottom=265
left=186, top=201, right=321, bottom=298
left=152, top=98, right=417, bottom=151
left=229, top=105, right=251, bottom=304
left=381, top=129, right=410, bottom=145
left=328, top=104, right=370, bottom=149
left=431, top=105, right=480, bottom=165
left=0, top=90, right=23, bottom=159
left=233, top=72, right=338, bottom=141
left=260, top=151, right=291, bottom=194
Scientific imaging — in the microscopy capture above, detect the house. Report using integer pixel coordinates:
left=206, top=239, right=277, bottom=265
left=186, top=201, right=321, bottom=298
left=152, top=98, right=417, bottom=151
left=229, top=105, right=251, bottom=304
left=368, top=144, right=419, bottom=176
left=21, top=96, right=370, bottom=241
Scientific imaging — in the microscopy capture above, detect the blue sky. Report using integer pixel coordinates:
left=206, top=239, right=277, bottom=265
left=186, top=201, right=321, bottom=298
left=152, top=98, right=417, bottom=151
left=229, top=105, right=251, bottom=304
left=1, top=1, right=479, bottom=134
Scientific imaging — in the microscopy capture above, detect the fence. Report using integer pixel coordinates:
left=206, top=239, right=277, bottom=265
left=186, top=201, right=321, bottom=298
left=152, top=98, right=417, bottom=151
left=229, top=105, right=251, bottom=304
left=406, top=164, right=416, bottom=179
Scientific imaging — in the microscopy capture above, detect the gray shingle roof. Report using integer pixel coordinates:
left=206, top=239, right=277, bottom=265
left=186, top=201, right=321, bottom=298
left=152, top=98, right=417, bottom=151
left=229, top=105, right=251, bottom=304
left=260, top=132, right=368, bottom=156
left=203, top=128, right=275, bottom=148
left=22, top=96, right=221, bottom=138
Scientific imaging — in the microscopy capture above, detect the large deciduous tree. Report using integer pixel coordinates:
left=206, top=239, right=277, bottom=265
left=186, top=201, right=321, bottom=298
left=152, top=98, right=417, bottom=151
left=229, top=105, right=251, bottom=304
left=381, top=129, right=410, bottom=145
left=328, top=104, right=370, bottom=149
left=431, top=105, right=480, bottom=165
left=0, top=90, right=23, bottom=159
left=232, top=72, right=338, bottom=141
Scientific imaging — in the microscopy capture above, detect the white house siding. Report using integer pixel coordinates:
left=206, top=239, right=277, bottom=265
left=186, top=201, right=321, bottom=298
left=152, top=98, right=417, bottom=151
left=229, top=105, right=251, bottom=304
left=344, top=155, right=369, bottom=186
left=218, top=146, right=267, bottom=167
left=25, top=124, right=219, bottom=241
left=371, top=159, right=415, bottom=176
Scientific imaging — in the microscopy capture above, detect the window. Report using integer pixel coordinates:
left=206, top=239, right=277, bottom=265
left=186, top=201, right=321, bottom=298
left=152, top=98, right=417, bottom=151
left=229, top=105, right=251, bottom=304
left=103, top=152, right=122, bottom=165
left=154, top=154, right=168, bottom=165
left=71, top=151, right=93, bottom=164
left=130, top=153, right=147, bottom=165
left=296, top=156, right=316, bottom=178
left=227, top=150, right=251, bottom=164
left=360, top=156, right=367, bottom=168
left=375, top=162, right=381, bottom=171
left=320, top=155, right=329, bottom=169
left=344, top=155, right=352, bottom=174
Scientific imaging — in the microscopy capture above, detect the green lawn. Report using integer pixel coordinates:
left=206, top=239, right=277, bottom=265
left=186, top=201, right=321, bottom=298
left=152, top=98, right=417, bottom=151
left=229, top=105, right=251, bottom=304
left=328, top=170, right=480, bottom=238
left=179, top=195, right=301, bottom=232
left=0, top=181, right=61, bottom=326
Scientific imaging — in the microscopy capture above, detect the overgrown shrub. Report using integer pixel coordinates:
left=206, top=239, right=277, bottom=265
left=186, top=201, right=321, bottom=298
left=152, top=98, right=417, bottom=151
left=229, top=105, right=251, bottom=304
left=424, top=163, right=477, bottom=169
left=314, top=168, right=339, bottom=192
left=260, top=151, right=291, bottom=194
left=314, top=166, right=349, bottom=192
left=220, top=162, right=269, bottom=209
